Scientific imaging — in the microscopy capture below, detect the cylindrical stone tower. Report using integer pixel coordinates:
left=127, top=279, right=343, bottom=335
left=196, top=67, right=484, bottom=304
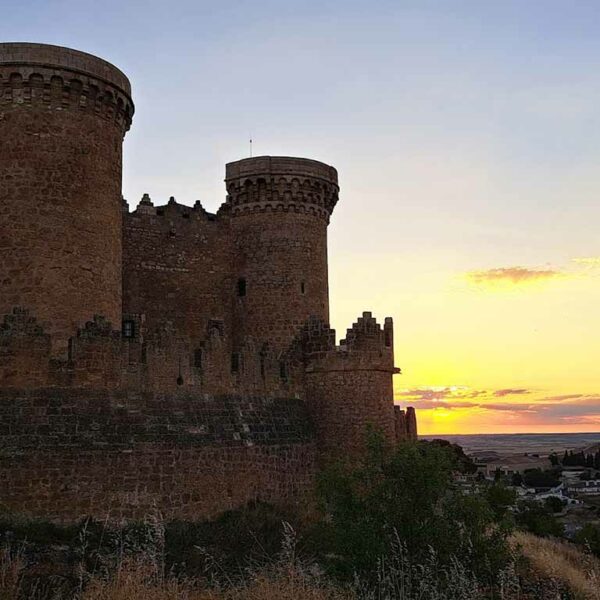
left=225, top=156, right=339, bottom=352
left=0, top=43, right=134, bottom=353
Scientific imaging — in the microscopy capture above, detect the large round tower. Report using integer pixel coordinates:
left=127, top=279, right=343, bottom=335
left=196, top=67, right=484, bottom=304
left=225, top=156, right=338, bottom=353
left=0, top=43, right=134, bottom=353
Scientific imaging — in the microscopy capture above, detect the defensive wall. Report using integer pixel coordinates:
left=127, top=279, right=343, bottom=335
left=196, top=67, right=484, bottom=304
left=0, top=43, right=416, bottom=522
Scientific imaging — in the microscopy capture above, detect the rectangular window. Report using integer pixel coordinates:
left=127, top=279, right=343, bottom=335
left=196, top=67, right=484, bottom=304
left=237, top=278, right=247, bottom=297
left=122, top=320, right=135, bottom=338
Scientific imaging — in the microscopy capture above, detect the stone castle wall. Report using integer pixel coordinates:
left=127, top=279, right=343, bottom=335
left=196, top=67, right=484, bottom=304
left=0, top=43, right=416, bottom=523
left=123, top=197, right=234, bottom=348
left=0, top=388, right=315, bottom=522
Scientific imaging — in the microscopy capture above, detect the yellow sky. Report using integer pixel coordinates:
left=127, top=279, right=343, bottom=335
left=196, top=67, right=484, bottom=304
left=329, top=253, right=600, bottom=435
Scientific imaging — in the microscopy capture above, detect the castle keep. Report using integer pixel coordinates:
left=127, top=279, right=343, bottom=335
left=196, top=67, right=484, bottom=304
left=0, top=43, right=416, bottom=522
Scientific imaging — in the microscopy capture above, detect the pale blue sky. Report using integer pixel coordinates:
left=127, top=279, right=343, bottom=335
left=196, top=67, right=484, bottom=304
left=5, top=1, right=600, bottom=254
left=4, top=1, right=600, bottom=431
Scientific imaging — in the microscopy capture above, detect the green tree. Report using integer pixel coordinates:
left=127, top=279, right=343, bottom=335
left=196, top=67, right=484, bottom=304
left=486, top=484, right=517, bottom=520
left=428, top=438, right=478, bottom=474
left=544, top=496, right=564, bottom=513
left=316, top=432, right=512, bottom=584
left=522, top=468, right=560, bottom=488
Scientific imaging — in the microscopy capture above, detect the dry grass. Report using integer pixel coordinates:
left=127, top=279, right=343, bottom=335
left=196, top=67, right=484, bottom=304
left=7, top=526, right=600, bottom=600
left=81, top=561, right=354, bottom=600
left=0, top=548, right=24, bottom=599
left=513, top=530, right=600, bottom=600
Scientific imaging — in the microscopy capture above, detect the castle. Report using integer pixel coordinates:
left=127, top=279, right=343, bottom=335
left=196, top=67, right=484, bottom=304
left=0, top=43, right=416, bottom=522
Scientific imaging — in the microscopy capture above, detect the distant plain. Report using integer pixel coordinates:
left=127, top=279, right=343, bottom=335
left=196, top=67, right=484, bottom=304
left=426, top=432, right=600, bottom=456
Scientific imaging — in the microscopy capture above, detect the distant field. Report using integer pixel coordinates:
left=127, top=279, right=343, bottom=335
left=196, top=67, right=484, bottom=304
left=424, top=432, right=600, bottom=456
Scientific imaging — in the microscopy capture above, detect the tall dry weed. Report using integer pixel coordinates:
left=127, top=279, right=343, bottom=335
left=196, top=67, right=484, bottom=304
left=0, top=547, right=22, bottom=599
left=82, top=522, right=352, bottom=600
left=513, top=530, right=600, bottom=600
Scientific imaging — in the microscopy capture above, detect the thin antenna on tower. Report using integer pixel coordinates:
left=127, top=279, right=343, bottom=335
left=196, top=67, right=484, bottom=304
left=249, top=135, right=253, bottom=157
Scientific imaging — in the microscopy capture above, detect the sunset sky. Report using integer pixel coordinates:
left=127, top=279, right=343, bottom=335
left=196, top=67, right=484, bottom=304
left=5, top=0, right=600, bottom=434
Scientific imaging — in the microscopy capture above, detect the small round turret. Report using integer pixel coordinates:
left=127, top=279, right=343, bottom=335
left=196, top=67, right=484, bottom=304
left=0, top=43, right=134, bottom=353
left=225, top=156, right=339, bottom=352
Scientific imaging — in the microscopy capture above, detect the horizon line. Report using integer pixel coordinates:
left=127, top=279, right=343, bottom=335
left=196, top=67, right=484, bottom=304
left=421, top=431, right=600, bottom=437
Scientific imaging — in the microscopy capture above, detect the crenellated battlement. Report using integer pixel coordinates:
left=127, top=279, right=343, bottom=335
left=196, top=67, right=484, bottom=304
left=0, top=307, right=47, bottom=338
left=225, top=156, right=339, bottom=222
left=0, top=68, right=133, bottom=132
left=300, top=312, right=398, bottom=375
left=126, top=194, right=221, bottom=222
left=0, top=43, right=133, bottom=132
left=0, top=307, right=303, bottom=396
left=341, top=312, right=395, bottom=353
left=394, top=405, right=418, bottom=441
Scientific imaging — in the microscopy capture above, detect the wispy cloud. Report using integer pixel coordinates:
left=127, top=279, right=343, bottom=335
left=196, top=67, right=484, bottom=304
left=493, top=388, right=531, bottom=397
left=395, top=387, right=487, bottom=402
left=465, top=266, right=564, bottom=287
left=396, top=387, right=600, bottom=425
left=573, top=257, right=600, bottom=266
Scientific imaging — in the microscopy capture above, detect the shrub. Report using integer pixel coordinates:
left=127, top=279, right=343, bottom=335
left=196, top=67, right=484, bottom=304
left=485, top=484, right=517, bottom=520
left=574, top=524, right=600, bottom=558
left=315, top=432, right=512, bottom=587
left=544, top=496, right=564, bottom=514
left=515, top=500, right=564, bottom=538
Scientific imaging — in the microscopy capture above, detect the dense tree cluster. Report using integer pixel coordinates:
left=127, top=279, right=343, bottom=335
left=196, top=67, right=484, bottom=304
left=558, top=449, right=600, bottom=469
left=522, top=468, right=561, bottom=489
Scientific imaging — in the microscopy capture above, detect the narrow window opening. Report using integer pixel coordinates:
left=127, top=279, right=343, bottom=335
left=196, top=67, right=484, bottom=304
left=122, top=320, right=135, bottom=338
left=260, top=354, right=266, bottom=380
left=279, top=361, right=288, bottom=381
left=141, top=343, right=147, bottom=364
left=231, top=352, right=240, bottom=373
left=384, top=332, right=391, bottom=348
left=237, top=277, right=247, bottom=297
left=176, top=375, right=184, bottom=385
left=67, top=338, right=73, bottom=361
left=194, top=348, right=203, bottom=369
left=300, top=281, right=306, bottom=294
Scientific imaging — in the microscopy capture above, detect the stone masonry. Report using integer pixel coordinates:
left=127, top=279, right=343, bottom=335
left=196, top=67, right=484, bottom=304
left=0, top=43, right=417, bottom=522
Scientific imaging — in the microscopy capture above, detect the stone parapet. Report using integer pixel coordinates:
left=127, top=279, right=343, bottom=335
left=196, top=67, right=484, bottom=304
left=0, top=42, right=133, bottom=132
left=225, top=156, right=339, bottom=222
